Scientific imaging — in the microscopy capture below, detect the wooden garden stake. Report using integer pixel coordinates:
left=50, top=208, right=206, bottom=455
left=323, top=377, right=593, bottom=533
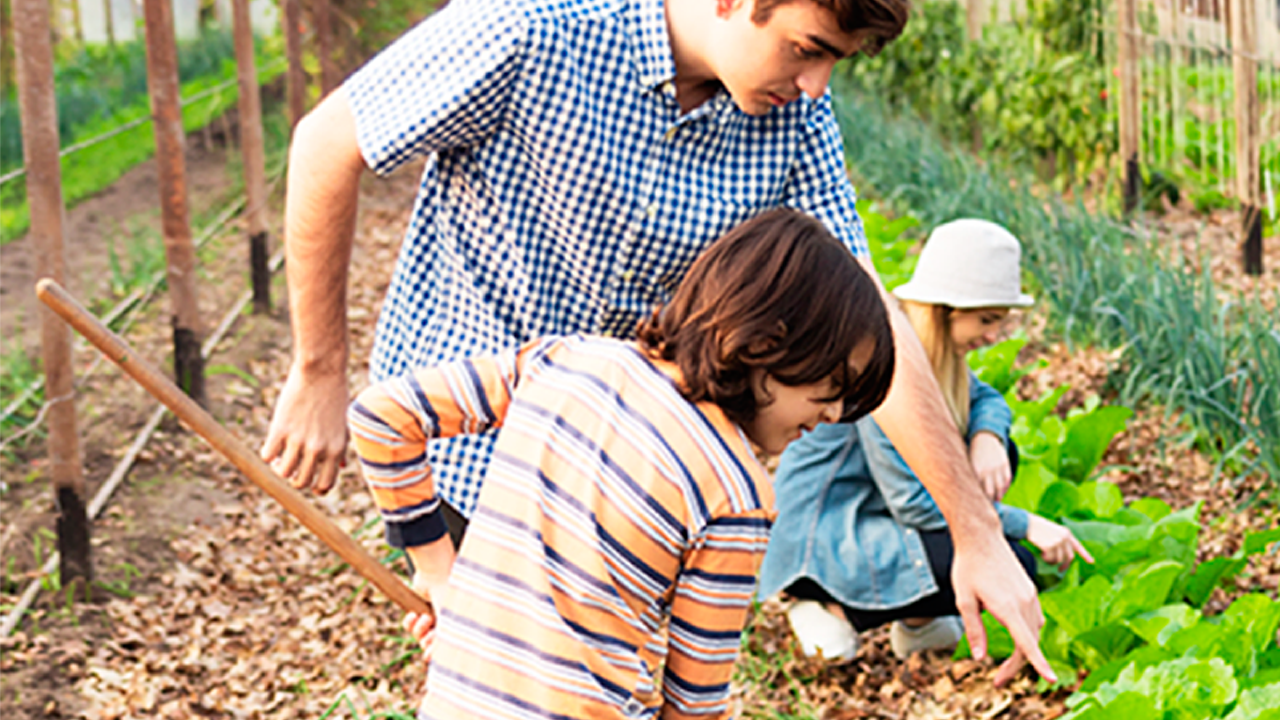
left=966, top=0, right=983, bottom=153
left=1118, top=0, right=1141, bottom=214
left=313, top=0, right=340, bottom=94
left=1229, top=0, right=1263, bottom=275
left=232, top=0, right=272, bottom=313
left=13, top=0, right=90, bottom=589
left=966, top=0, right=983, bottom=42
left=35, top=280, right=433, bottom=617
left=282, top=0, right=307, bottom=129
left=142, top=0, right=206, bottom=406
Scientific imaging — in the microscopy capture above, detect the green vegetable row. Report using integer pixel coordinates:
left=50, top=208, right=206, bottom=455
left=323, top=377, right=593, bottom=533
left=861, top=197, right=1279, bottom=719
left=835, top=80, right=1279, bottom=483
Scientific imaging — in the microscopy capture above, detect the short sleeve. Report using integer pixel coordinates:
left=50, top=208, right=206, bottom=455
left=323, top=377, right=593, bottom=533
left=782, top=92, right=868, bottom=258
left=342, top=0, right=528, bottom=176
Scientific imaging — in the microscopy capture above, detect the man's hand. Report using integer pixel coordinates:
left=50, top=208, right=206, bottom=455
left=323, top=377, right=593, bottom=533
left=969, top=431, right=1012, bottom=501
left=261, top=366, right=350, bottom=493
left=952, top=535, right=1056, bottom=686
left=262, top=91, right=364, bottom=494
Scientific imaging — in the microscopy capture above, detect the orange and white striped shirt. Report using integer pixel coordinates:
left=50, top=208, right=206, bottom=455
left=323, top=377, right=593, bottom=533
left=349, top=336, right=775, bottom=719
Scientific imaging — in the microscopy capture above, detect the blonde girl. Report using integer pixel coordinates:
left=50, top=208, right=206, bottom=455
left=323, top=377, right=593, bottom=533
left=758, top=219, right=1092, bottom=662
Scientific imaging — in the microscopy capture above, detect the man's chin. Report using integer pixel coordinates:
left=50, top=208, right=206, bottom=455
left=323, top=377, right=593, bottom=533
left=728, top=92, right=774, bottom=116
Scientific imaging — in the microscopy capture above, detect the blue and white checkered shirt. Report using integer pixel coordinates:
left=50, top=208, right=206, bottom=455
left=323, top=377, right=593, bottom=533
left=345, top=0, right=868, bottom=516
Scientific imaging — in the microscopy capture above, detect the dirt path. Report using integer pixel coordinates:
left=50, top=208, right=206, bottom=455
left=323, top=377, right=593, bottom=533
left=0, top=137, right=238, bottom=357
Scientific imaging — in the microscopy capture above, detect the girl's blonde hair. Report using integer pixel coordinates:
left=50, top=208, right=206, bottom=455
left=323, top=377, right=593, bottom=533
left=900, top=300, right=970, bottom=436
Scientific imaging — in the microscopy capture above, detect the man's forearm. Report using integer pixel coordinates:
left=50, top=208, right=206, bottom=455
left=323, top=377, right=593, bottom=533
left=868, top=278, right=1002, bottom=542
left=283, top=91, right=365, bottom=374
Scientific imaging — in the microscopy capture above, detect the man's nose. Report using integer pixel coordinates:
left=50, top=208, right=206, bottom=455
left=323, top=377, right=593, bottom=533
left=796, top=62, right=836, bottom=99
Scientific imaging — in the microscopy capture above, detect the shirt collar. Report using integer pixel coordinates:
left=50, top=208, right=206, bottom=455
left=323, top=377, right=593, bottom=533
left=627, top=0, right=677, bottom=90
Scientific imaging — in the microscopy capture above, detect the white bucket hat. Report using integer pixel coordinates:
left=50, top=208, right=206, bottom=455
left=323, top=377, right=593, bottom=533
left=892, top=219, right=1034, bottom=309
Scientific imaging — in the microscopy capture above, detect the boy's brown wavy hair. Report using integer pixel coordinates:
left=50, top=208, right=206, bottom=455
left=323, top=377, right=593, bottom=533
left=637, top=208, right=895, bottom=426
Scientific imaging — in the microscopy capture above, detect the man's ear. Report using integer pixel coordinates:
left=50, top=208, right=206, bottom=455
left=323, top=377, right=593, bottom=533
left=715, top=0, right=746, bottom=20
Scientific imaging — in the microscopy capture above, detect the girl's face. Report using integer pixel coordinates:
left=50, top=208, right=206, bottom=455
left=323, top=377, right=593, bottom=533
left=949, top=307, right=1011, bottom=354
left=744, top=338, right=877, bottom=455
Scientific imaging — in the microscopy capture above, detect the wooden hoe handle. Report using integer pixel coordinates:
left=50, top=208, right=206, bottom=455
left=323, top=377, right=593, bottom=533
left=36, top=278, right=431, bottom=616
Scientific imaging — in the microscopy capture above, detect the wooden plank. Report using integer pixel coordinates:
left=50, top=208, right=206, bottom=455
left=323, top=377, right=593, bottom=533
left=13, top=0, right=90, bottom=587
left=142, top=0, right=206, bottom=405
left=1229, top=0, right=1263, bottom=275
left=232, top=0, right=272, bottom=312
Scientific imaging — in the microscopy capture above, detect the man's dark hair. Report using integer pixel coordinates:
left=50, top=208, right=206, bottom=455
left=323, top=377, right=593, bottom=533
left=637, top=208, right=895, bottom=426
left=752, top=0, right=910, bottom=56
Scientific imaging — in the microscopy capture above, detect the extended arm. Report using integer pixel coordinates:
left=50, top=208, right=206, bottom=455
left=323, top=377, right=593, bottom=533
left=859, top=256, right=1053, bottom=685
left=261, top=3, right=527, bottom=493
left=260, top=92, right=364, bottom=494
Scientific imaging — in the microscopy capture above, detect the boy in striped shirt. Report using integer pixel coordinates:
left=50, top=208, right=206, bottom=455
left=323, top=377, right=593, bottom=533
left=349, top=209, right=895, bottom=719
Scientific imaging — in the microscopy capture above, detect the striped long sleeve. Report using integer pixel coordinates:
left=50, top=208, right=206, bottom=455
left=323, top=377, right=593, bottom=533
left=348, top=345, right=524, bottom=547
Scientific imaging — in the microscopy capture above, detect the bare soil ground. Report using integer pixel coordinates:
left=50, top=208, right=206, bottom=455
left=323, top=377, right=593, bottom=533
left=0, top=140, right=1276, bottom=719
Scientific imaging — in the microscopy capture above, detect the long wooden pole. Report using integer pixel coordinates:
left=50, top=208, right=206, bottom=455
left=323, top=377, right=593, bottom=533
left=142, top=0, right=206, bottom=406
left=1118, top=0, right=1141, bottom=214
left=1229, top=0, right=1263, bottom=275
left=231, top=0, right=272, bottom=313
left=14, top=0, right=90, bottom=589
left=282, top=0, right=307, bottom=129
left=35, top=280, right=433, bottom=616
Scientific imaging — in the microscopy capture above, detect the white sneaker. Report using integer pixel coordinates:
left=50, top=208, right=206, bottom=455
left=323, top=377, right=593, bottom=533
left=889, top=616, right=965, bottom=659
left=785, top=601, right=858, bottom=661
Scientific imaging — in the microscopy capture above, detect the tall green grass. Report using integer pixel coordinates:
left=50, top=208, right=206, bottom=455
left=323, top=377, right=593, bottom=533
left=0, top=37, right=285, bottom=243
left=0, top=27, right=240, bottom=174
left=833, top=83, right=1279, bottom=481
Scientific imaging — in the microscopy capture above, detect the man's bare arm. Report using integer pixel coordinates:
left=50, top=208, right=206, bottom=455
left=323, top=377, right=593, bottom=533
left=857, top=256, right=1054, bottom=685
left=260, top=91, right=366, bottom=494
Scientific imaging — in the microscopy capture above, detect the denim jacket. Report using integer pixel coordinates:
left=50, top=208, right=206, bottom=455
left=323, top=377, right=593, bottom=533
left=757, top=372, right=1029, bottom=610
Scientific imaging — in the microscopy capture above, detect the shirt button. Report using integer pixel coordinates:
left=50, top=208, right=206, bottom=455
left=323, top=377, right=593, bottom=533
left=914, top=559, right=924, bottom=568
left=664, top=126, right=678, bottom=140
left=645, top=204, right=658, bottom=217
left=621, top=270, right=636, bottom=282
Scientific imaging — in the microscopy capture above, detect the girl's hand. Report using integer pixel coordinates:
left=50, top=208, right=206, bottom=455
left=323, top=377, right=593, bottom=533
left=403, top=611, right=438, bottom=663
left=1025, top=515, right=1094, bottom=570
left=969, top=432, right=1013, bottom=502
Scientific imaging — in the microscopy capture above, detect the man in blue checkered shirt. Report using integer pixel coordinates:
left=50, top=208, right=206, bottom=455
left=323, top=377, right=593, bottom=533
left=262, top=0, right=1059, bottom=684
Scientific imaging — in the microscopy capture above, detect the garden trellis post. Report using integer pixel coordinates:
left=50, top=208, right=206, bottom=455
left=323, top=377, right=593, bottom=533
left=142, top=0, right=206, bottom=406
left=13, top=0, right=90, bottom=588
left=966, top=0, right=983, bottom=153
left=966, top=0, right=983, bottom=41
left=282, top=0, right=306, bottom=128
left=313, top=0, right=339, bottom=94
left=232, top=0, right=272, bottom=313
left=1118, top=0, right=1141, bottom=214
left=1229, top=0, right=1263, bottom=275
